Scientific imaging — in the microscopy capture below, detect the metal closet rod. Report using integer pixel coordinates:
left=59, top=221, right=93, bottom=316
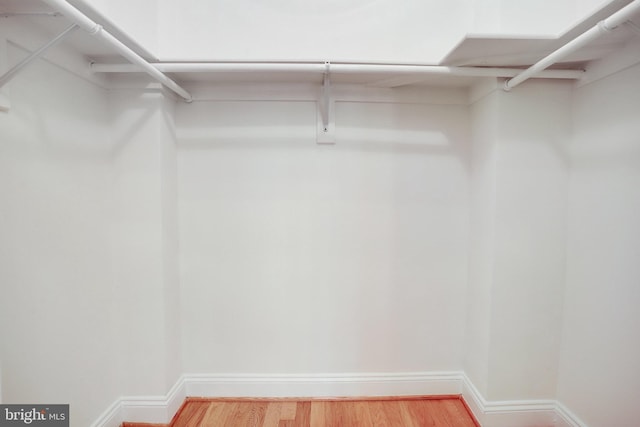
left=505, top=0, right=640, bottom=90
left=90, top=61, right=585, bottom=80
left=40, top=0, right=193, bottom=102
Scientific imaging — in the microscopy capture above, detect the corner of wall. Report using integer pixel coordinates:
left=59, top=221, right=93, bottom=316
left=555, top=401, right=588, bottom=427
left=469, top=78, right=500, bottom=105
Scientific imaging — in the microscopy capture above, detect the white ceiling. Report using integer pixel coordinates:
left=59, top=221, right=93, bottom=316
left=1, top=0, right=638, bottom=88
left=441, top=0, right=640, bottom=67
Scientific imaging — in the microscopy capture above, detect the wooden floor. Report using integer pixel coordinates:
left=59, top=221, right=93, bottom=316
left=123, top=396, right=479, bottom=427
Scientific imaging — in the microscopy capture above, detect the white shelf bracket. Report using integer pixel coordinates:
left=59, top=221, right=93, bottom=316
left=0, top=23, right=78, bottom=90
left=317, top=61, right=335, bottom=144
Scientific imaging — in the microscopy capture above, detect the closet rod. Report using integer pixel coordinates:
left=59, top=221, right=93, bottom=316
left=40, top=0, right=193, bottom=102
left=90, top=62, right=585, bottom=80
left=504, top=0, right=640, bottom=90
left=0, top=24, right=78, bottom=88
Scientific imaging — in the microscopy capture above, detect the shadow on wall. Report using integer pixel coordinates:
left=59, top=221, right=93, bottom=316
left=109, top=91, right=166, bottom=158
left=176, top=100, right=470, bottom=165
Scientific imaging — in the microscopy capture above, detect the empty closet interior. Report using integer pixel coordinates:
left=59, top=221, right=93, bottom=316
left=1, top=0, right=639, bottom=426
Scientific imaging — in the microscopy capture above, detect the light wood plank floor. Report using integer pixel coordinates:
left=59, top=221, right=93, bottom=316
left=123, top=396, right=479, bottom=427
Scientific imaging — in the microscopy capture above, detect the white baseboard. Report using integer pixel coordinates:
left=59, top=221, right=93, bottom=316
left=89, top=400, right=122, bottom=427
left=120, top=377, right=186, bottom=424
left=183, top=371, right=463, bottom=398
left=90, top=379, right=186, bottom=427
left=462, top=374, right=557, bottom=427
left=555, top=402, right=588, bottom=427
left=461, top=373, right=590, bottom=427
left=90, top=371, right=589, bottom=427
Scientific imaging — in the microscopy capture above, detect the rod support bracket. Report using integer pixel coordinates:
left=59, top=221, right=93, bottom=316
left=597, top=20, right=615, bottom=33
left=87, top=24, right=103, bottom=36
left=317, top=61, right=335, bottom=144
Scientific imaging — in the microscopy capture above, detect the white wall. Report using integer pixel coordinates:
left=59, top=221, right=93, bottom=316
left=109, top=87, right=182, bottom=395
left=557, top=62, right=640, bottom=427
left=467, top=80, right=571, bottom=401
left=0, top=23, right=181, bottom=425
left=176, top=91, right=470, bottom=374
left=466, top=84, right=500, bottom=396
left=0, top=40, right=119, bottom=426
left=488, top=81, right=570, bottom=400
left=160, top=93, right=183, bottom=390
